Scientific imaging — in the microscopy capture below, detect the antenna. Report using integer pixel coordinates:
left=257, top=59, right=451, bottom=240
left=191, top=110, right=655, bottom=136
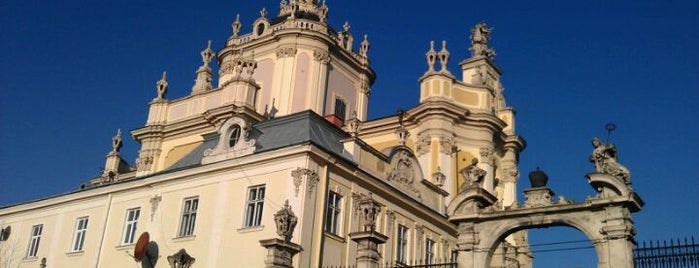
left=605, top=122, right=617, bottom=142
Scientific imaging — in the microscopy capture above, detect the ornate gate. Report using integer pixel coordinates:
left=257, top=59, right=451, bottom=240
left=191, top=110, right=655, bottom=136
left=447, top=138, right=644, bottom=268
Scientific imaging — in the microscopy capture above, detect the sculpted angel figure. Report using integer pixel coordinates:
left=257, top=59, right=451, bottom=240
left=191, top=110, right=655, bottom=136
left=590, top=137, right=631, bottom=184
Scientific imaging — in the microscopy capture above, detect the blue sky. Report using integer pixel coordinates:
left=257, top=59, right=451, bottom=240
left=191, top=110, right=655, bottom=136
left=1, top=1, right=697, bottom=267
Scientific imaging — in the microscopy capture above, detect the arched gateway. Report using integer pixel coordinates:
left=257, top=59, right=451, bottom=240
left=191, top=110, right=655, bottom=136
left=447, top=139, right=644, bottom=268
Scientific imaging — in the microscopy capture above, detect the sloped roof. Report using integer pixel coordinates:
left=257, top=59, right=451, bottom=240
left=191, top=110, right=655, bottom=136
left=167, top=110, right=353, bottom=170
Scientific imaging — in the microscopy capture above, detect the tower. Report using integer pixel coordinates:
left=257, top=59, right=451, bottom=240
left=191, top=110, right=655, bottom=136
left=131, top=1, right=376, bottom=176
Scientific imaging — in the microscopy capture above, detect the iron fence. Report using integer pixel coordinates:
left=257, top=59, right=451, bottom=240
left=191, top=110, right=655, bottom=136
left=323, top=259, right=457, bottom=268
left=634, top=237, right=699, bottom=268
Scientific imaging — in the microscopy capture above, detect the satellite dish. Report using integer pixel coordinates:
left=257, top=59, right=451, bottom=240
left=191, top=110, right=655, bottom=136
left=133, top=232, right=158, bottom=268
left=134, top=232, right=150, bottom=262
left=0, top=226, right=10, bottom=241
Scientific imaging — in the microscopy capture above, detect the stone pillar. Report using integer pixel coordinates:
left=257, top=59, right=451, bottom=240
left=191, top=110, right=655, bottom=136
left=350, top=194, right=388, bottom=268
left=259, top=239, right=303, bottom=268
left=259, top=200, right=303, bottom=268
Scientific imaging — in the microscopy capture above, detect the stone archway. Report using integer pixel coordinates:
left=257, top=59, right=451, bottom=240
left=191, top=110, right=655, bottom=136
left=447, top=171, right=644, bottom=268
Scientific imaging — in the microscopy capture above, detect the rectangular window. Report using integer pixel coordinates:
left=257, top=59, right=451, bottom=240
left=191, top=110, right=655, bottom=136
left=26, top=224, right=43, bottom=258
left=122, top=208, right=140, bottom=245
left=334, top=98, right=347, bottom=122
left=425, top=239, right=435, bottom=264
left=70, top=217, right=89, bottom=252
left=324, top=191, right=342, bottom=235
left=396, top=224, right=409, bottom=264
left=178, top=197, right=199, bottom=237
left=244, top=185, right=265, bottom=227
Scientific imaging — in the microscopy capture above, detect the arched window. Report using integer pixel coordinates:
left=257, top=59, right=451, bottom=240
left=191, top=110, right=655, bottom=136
left=228, top=125, right=242, bottom=148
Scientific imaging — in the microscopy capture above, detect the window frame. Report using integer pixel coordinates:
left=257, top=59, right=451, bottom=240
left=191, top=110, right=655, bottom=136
left=324, top=191, right=343, bottom=235
left=70, top=217, right=89, bottom=252
left=396, top=224, right=409, bottom=264
left=178, top=197, right=199, bottom=237
left=334, top=97, right=347, bottom=122
left=244, top=185, right=265, bottom=228
left=425, top=238, right=435, bottom=265
left=26, top=224, right=43, bottom=258
left=121, top=207, right=141, bottom=245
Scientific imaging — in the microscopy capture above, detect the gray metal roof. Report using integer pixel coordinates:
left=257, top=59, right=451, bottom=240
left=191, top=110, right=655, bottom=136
left=167, top=110, right=354, bottom=170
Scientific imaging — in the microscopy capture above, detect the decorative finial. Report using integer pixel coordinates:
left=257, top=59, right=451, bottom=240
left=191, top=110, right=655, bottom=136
left=155, top=71, right=168, bottom=100
left=438, top=40, right=450, bottom=73
left=359, top=34, right=370, bottom=57
left=396, top=110, right=410, bottom=146
left=232, top=14, right=241, bottom=37
left=274, top=200, right=298, bottom=241
left=260, top=8, right=268, bottom=18
left=425, top=41, right=437, bottom=73
left=201, top=40, right=214, bottom=67
left=111, top=129, right=122, bottom=153
left=343, top=21, right=351, bottom=32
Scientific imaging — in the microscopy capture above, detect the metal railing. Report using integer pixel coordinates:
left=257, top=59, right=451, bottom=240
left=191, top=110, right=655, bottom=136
left=634, top=237, right=699, bottom=268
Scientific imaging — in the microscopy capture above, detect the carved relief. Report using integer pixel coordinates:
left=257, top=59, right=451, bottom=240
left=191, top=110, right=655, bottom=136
left=479, top=146, right=494, bottom=164
left=414, top=135, right=431, bottom=157
left=312, top=50, right=330, bottom=64
left=439, top=136, right=455, bottom=155
left=276, top=47, right=298, bottom=58
left=149, top=194, right=162, bottom=221
left=136, top=156, right=153, bottom=172
left=291, top=167, right=319, bottom=197
left=386, top=150, right=422, bottom=197
left=524, top=188, right=554, bottom=208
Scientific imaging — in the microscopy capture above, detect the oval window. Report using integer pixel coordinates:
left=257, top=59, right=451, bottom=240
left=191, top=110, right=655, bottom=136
left=229, top=125, right=242, bottom=147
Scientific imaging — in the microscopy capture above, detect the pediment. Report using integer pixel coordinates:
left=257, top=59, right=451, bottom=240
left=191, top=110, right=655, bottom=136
left=385, top=147, right=424, bottom=198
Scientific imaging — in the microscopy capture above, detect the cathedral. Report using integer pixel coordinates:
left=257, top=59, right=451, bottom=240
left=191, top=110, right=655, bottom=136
left=0, top=1, right=537, bottom=267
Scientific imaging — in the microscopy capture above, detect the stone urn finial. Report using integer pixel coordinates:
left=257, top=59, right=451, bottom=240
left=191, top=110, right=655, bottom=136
left=274, top=200, right=298, bottom=241
left=528, top=167, right=549, bottom=188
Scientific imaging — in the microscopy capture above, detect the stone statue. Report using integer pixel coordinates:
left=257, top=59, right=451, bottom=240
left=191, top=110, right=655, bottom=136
left=459, top=158, right=487, bottom=190
left=590, top=137, right=631, bottom=184
left=470, top=22, right=496, bottom=59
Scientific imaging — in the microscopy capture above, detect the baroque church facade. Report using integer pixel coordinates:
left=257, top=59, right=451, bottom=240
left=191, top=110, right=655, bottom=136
left=0, top=1, right=533, bottom=267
